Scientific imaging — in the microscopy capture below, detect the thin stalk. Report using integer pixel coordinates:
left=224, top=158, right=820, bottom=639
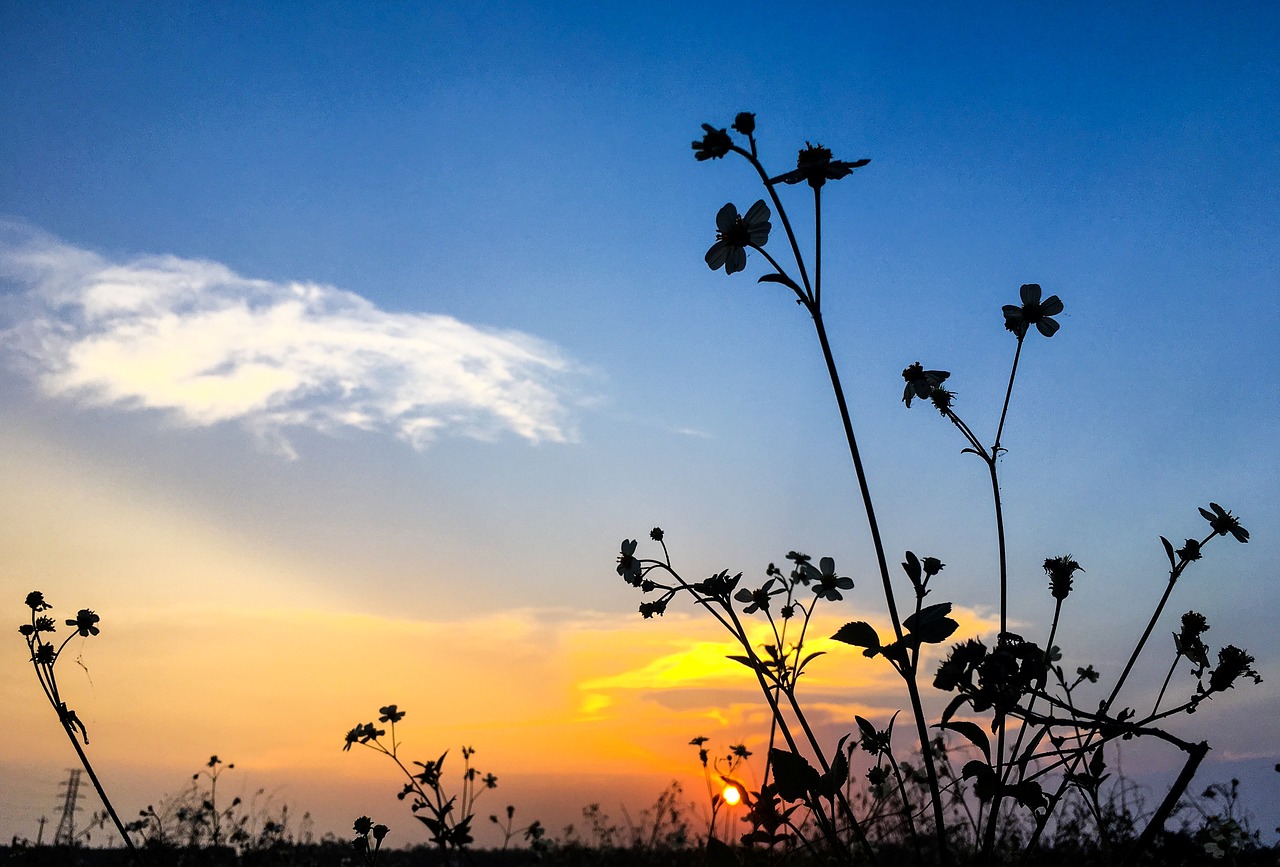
left=809, top=308, right=950, bottom=866
left=57, top=718, right=142, bottom=864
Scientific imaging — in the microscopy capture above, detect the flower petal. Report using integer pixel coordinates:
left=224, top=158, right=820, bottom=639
left=726, top=246, right=747, bottom=274
left=1040, top=295, right=1064, bottom=316
left=705, top=242, right=729, bottom=270
left=1020, top=283, right=1042, bottom=305
left=744, top=199, right=771, bottom=225
left=1035, top=317, right=1060, bottom=337
left=716, top=203, right=738, bottom=234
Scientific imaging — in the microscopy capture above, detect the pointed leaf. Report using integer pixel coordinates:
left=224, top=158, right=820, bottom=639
left=769, top=749, right=820, bottom=802
left=938, top=720, right=991, bottom=763
left=832, top=621, right=881, bottom=655
left=758, top=273, right=802, bottom=294
left=1160, top=536, right=1177, bottom=571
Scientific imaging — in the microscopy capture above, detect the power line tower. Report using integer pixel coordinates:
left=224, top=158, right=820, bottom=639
left=53, top=769, right=82, bottom=845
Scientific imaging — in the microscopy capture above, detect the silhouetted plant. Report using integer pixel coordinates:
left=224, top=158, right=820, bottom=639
left=351, top=815, right=389, bottom=866
left=614, top=114, right=1262, bottom=866
left=17, top=592, right=141, bottom=865
left=342, top=705, right=502, bottom=852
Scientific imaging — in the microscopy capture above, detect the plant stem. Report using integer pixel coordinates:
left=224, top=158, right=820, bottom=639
left=57, top=719, right=142, bottom=864
left=808, top=308, right=950, bottom=866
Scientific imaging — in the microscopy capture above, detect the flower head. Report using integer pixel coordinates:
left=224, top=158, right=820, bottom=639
left=1043, top=556, right=1084, bottom=601
left=25, top=592, right=51, bottom=612
left=734, top=578, right=783, bottom=614
left=617, top=539, right=642, bottom=585
left=1176, top=538, right=1203, bottom=562
left=353, top=816, right=373, bottom=836
left=732, top=112, right=756, bottom=136
left=1198, top=503, right=1249, bottom=543
left=378, top=705, right=406, bottom=724
left=66, top=609, right=100, bottom=637
left=1207, top=645, right=1262, bottom=693
left=804, top=556, right=854, bottom=601
left=902, top=362, right=950, bottom=408
left=649, top=527, right=664, bottom=542
left=692, top=124, right=733, bottom=161
left=1176, top=611, right=1211, bottom=675
left=1002, top=283, right=1064, bottom=338
left=705, top=200, right=771, bottom=274
left=770, top=142, right=869, bottom=189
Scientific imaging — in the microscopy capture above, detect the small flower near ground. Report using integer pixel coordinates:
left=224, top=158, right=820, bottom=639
left=770, top=142, right=869, bottom=189
left=1044, top=556, right=1083, bottom=601
left=705, top=200, right=771, bottom=274
left=1198, top=503, right=1249, bottom=543
left=354, top=816, right=373, bottom=836
left=902, top=362, right=950, bottom=408
left=1002, top=283, right=1064, bottom=338
left=692, top=124, right=733, bottom=161
left=66, top=609, right=100, bottom=637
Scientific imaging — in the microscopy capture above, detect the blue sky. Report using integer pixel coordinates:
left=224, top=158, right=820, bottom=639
left=1, top=1, right=1277, bottom=846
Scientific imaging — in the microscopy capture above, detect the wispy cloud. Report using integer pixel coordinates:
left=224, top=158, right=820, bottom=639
left=0, top=223, right=579, bottom=456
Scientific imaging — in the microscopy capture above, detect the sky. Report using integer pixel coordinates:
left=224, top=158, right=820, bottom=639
left=1, top=0, right=1278, bottom=849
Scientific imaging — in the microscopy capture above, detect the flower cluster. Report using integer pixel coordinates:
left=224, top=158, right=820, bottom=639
left=902, top=362, right=950, bottom=408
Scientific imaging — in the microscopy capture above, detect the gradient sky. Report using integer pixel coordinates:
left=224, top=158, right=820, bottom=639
left=2, top=1, right=1277, bottom=848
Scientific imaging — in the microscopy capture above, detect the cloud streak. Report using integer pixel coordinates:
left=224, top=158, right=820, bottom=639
left=0, top=223, right=578, bottom=456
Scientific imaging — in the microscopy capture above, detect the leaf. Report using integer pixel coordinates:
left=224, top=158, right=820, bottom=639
left=961, top=760, right=999, bottom=802
left=769, top=749, right=820, bottom=802
left=1012, top=780, right=1046, bottom=813
left=758, top=273, right=802, bottom=294
left=727, top=654, right=762, bottom=672
left=816, top=736, right=850, bottom=798
left=903, top=602, right=959, bottom=643
left=855, top=715, right=879, bottom=743
left=832, top=621, right=881, bottom=657
left=796, top=651, right=826, bottom=675
left=1160, top=536, right=1177, bottom=571
left=938, top=720, right=991, bottom=764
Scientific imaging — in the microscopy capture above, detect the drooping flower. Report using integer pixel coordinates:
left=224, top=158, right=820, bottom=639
left=705, top=200, right=771, bottom=274
left=66, top=609, right=100, bottom=637
left=692, top=124, right=733, bottom=161
left=902, top=362, right=950, bottom=408
left=1198, top=503, right=1249, bottom=543
left=770, top=142, right=869, bottom=189
left=617, top=539, right=643, bottom=585
left=1002, top=283, right=1064, bottom=338
left=1175, top=611, right=1211, bottom=675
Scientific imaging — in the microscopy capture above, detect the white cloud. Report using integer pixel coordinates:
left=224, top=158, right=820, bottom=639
left=0, top=223, right=579, bottom=456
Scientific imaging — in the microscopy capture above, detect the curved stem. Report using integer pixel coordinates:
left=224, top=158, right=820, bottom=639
left=732, top=145, right=813, bottom=301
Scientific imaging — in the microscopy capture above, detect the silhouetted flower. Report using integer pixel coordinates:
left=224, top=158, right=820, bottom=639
left=33, top=643, right=55, bottom=665
left=483, top=773, right=498, bottom=788
left=1002, top=284, right=1063, bottom=338
left=18, top=624, right=34, bottom=636
left=1198, top=503, right=1248, bottom=543
left=806, top=556, right=854, bottom=601
left=1176, top=611, right=1211, bottom=675
left=705, top=200, right=771, bottom=274
left=66, top=609, right=99, bottom=637
left=1207, top=645, right=1262, bottom=693
left=379, top=705, right=406, bottom=724
left=770, top=142, right=869, bottom=189
left=354, top=816, right=373, bottom=835
left=780, top=603, right=796, bottom=619
left=35, top=616, right=56, bottom=633
left=734, top=578, right=783, bottom=614
left=617, top=539, right=642, bottom=585
left=692, top=124, right=733, bottom=161
left=639, top=599, right=668, bottom=618
left=1043, top=556, right=1083, bottom=601
left=732, top=112, right=756, bottom=136
left=343, top=726, right=362, bottom=751
left=692, top=570, right=741, bottom=601
left=25, top=591, right=51, bottom=612
left=1077, top=665, right=1100, bottom=683
left=1176, top=538, right=1203, bottom=562
left=649, top=527, right=664, bottom=542
left=922, top=557, right=945, bottom=578
left=929, top=387, right=956, bottom=414
left=372, top=824, right=389, bottom=842
left=902, top=362, right=950, bottom=407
